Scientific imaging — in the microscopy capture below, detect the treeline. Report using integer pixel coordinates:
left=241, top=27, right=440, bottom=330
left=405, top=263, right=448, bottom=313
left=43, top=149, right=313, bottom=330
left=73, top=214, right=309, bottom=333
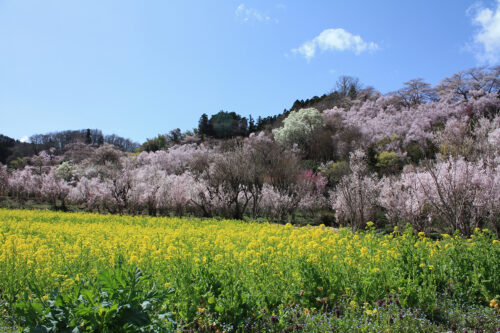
left=197, top=111, right=284, bottom=139
left=0, top=129, right=139, bottom=166
left=138, top=111, right=288, bottom=152
left=194, top=76, right=369, bottom=140
left=1, top=74, right=372, bottom=161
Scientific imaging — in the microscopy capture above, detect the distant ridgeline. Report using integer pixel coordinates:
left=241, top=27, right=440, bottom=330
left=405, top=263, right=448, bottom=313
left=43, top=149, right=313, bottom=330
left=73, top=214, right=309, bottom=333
left=3, top=69, right=499, bottom=161
left=1, top=75, right=370, bottom=161
left=0, top=129, right=139, bottom=164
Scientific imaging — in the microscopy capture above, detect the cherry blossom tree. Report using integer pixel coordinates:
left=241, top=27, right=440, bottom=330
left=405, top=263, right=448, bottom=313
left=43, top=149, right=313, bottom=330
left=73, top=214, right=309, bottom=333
left=391, top=78, right=437, bottom=107
left=156, top=172, right=198, bottom=216
left=30, top=148, right=62, bottom=175
left=69, top=177, right=106, bottom=212
left=259, top=184, right=299, bottom=221
left=379, top=170, right=430, bottom=231
left=40, top=167, right=70, bottom=209
left=380, top=157, right=500, bottom=235
left=0, top=164, right=8, bottom=196
left=296, top=170, right=328, bottom=215
left=102, top=160, right=135, bottom=214
left=436, top=66, right=499, bottom=101
left=329, top=150, right=380, bottom=230
left=8, top=167, right=41, bottom=200
left=129, top=164, right=166, bottom=215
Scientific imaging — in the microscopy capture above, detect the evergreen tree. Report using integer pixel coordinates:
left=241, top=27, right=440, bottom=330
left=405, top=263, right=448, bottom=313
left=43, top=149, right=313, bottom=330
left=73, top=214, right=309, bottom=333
left=198, top=113, right=210, bottom=137
left=256, top=116, right=263, bottom=131
left=240, top=117, right=248, bottom=136
left=248, top=115, right=256, bottom=133
left=85, top=129, right=92, bottom=144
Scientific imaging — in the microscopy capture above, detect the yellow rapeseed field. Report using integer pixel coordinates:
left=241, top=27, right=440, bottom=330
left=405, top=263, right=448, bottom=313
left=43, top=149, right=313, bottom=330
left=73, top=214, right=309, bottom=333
left=0, top=209, right=498, bottom=331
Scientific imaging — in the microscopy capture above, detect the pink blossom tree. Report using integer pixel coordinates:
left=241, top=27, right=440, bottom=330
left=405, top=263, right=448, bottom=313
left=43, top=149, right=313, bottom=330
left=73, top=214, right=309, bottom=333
left=435, top=66, right=499, bottom=101
left=380, top=157, right=500, bottom=235
left=8, top=167, right=41, bottom=200
left=129, top=164, right=167, bottom=215
left=329, top=150, right=380, bottom=230
left=0, top=164, right=8, bottom=196
left=40, top=167, right=70, bottom=209
left=102, top=160, right=135, bottom=214
left=156, top=172, right=198, bottom=216
left=69, top=177, right=106, bottom=212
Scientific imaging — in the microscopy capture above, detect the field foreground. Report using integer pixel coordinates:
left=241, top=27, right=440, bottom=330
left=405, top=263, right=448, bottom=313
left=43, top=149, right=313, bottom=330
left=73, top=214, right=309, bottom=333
left=0, top=209, right=499, bottom=332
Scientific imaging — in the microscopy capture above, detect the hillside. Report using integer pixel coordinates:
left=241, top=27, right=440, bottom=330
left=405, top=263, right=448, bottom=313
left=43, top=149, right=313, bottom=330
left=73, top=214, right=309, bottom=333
left=0, top=66, right=499, bottom=235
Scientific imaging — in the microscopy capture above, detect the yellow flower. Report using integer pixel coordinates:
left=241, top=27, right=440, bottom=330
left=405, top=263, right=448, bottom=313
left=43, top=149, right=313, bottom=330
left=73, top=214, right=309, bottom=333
left=0, top=206, right=497, bottom=327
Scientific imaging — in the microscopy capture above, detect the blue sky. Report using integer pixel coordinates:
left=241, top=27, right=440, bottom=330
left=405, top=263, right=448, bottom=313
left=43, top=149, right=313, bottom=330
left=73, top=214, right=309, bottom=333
left=1, top=0, right=499, bottom=143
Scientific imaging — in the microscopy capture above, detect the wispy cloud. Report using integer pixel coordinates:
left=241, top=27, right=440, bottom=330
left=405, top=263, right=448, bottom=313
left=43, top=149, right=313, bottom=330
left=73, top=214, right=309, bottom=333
left=20, top=136, right=29, bottom=143
left=292, top=28, right=379, bottom=61
left=236, top=4, right=272, bottom=23
left=468, top=0, right=500, bottom=64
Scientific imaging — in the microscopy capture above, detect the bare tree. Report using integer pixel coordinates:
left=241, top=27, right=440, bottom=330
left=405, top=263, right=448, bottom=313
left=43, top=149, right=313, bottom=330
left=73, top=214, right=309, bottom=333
left=336, top=76, right=361, bottom=98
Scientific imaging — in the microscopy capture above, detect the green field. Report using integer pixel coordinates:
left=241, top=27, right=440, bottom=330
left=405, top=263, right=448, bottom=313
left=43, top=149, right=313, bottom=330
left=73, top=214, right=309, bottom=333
left=0, top=209, right=499, bottom=332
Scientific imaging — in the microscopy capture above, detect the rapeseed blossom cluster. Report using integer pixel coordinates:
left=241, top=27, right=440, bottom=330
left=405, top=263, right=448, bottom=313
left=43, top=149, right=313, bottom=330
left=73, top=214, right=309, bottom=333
left=0, top=209, right=498, bottom=326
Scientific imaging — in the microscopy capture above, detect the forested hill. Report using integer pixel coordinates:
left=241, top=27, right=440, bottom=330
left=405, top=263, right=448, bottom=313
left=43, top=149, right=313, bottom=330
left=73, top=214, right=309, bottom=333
left=0, top=130, right=138, bottom=165
left=0, top=74, right=373, bottom=163
left=0, top=66, right=499, bottom=234
left=2, top=67, right=499, bottom=165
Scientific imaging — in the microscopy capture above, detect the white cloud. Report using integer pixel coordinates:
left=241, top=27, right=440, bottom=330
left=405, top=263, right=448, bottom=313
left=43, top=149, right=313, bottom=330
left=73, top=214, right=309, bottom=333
left=469, top=0, right=500, bottom=64
left=20, top=136, right=29, bottom=143
left=236, top=4, right=271, bottom=22
left=292, top=28, right=379, bottom=61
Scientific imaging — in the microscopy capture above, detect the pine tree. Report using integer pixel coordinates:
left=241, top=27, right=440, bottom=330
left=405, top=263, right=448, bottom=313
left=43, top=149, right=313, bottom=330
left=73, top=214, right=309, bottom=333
left=85, top=129, right=92, bottom=144
left=248, top=115, right=256, bottom=133
left=198, top=113, right=210, bottom=137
